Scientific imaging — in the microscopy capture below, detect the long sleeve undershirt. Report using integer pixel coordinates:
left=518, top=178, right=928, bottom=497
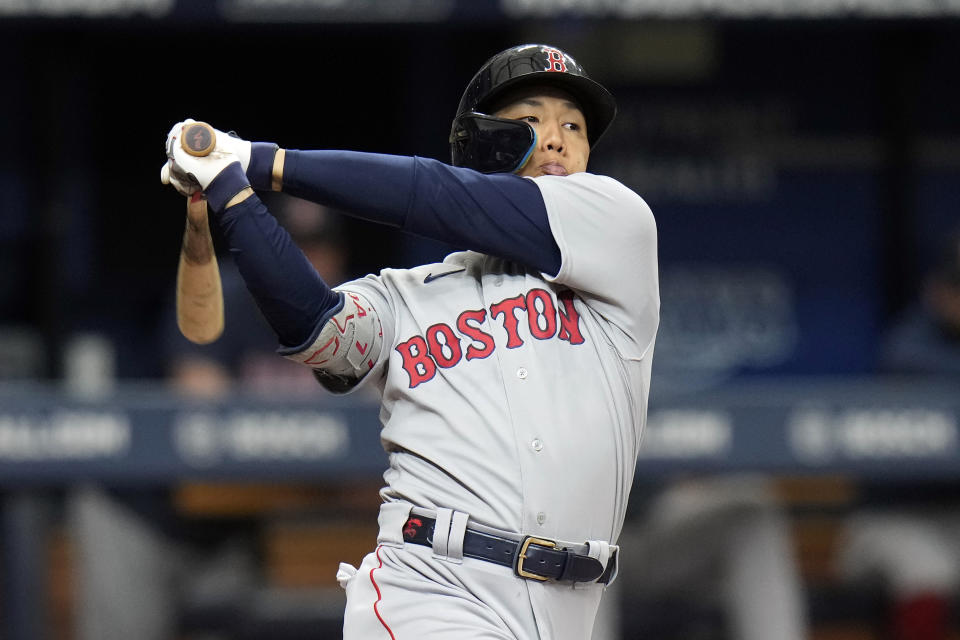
left=211, top=151, right=560, bottom=349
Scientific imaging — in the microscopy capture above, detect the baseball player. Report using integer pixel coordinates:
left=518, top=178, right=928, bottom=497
left=161, top=44, right=659, bottom=639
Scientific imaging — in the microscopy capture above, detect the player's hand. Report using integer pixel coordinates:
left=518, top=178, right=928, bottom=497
left=163, top=119, right=251, bottom=191
left=160, top=159, right=201, bottom=196
left=164, top=119, right=253, bottom=173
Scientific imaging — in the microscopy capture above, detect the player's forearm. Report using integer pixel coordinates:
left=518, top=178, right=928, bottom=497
left=213, top=192, right=342, bottom=348
left=273, top=149, right=561, bottom=275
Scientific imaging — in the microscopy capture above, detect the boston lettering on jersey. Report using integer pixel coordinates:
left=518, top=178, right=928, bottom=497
left=395, top=288, right=584, bottom=388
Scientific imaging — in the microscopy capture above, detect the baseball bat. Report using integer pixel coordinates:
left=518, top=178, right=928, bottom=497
left=181, top=121, right=217, bottom=157
left=175, top=122, right=224, bottom=344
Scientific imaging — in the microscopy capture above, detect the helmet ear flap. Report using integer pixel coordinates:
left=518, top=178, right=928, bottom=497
left=450, top=113, right=536, bottom=174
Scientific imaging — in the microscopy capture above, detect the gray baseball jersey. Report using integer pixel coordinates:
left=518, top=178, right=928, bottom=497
left=298, top=172, right=658, bottom=639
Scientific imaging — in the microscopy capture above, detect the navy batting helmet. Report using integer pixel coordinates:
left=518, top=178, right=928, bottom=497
left=450, top=44, right=617, bottom=174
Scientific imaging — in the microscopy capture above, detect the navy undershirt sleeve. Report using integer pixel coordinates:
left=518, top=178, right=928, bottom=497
left=213, top=193, right=342, bottom=349
left=283, top=150, right=561, bottom=275
left=207, top=150, right=560, bottom=351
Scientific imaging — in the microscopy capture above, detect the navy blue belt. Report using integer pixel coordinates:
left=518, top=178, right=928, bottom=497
left=402, top=515, right=617, bottom=584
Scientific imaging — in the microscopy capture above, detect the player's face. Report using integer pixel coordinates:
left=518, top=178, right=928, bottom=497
left=493, top=86, right=590, bottom=178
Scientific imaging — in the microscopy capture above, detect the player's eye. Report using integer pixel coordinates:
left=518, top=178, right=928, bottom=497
left=517, top=115, right=539, bottom=124
left=564, top=122, right=582, bottom=132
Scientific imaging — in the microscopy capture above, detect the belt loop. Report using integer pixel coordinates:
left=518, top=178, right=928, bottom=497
left=587, top=540, right=620, bottom=585
left=377, top=502, right=413, bottom=547
left=445, top=511, right=469, bottom=563
left=431, top=508, right=453, bottom=559
left=586, top=540, right=611, bottom=568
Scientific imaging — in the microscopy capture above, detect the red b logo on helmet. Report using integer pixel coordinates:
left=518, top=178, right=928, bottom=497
left=543, top=48, right=567, bottom=73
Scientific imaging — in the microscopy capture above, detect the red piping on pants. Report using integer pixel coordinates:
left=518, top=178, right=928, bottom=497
left=370, top=545, right=396, bottom=639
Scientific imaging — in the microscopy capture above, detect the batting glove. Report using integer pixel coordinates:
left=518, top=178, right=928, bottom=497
left=165, top=119, right=252, bottom=175
left=162, top=119, right=248, bottom=187
left=162, top=119, right=257, bottom=211
left=160, top=160, right=200, bottom=197
left=161, top=119, right=280, bottom=198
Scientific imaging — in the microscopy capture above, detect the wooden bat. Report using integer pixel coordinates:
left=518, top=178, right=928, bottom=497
left=175, top=122, right=224, bottom=344
left=181, top=121, right=217, bottom=157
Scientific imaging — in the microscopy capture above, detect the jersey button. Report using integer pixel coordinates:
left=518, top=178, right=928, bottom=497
left=516, top=367, right=528, bottom=379
left=536, top=512, right=547, bottom=525
left=531, top=438, right=543, bottom=452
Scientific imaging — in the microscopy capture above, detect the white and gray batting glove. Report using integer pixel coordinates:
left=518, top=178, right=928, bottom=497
left=160, top=119, right=252, bottom=193
left=159, top=158, right=200, bottom=196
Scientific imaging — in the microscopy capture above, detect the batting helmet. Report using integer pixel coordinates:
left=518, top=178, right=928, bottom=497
left=450, top=44, right=617, bottom=174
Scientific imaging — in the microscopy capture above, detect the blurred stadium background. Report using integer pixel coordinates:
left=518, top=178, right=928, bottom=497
left=1, top=1, right=960, bottom=639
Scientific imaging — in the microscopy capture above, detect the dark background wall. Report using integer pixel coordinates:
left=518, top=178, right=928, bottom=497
left=1, top=8, right=957, bottom=386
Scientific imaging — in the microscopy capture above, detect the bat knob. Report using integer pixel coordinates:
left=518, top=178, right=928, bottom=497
left=181, top=122, right=217, bottom=157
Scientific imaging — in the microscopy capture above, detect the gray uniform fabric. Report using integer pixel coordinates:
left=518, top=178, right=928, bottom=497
left=309, top=173, right=659, bottom=639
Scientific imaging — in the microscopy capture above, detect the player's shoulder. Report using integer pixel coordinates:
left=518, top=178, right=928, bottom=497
left=565, top=171, right=631, bottom=190
left=531, top=172, right=651, bottom=210
left=528, top=170, right=628, bottom=188
left=578, top=172, right=652, bottom=209
left=531, top=172, right=655, bottom=242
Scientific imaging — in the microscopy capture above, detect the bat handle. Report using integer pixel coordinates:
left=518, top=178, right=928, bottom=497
left=181, top=122, right=217, bottom=157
